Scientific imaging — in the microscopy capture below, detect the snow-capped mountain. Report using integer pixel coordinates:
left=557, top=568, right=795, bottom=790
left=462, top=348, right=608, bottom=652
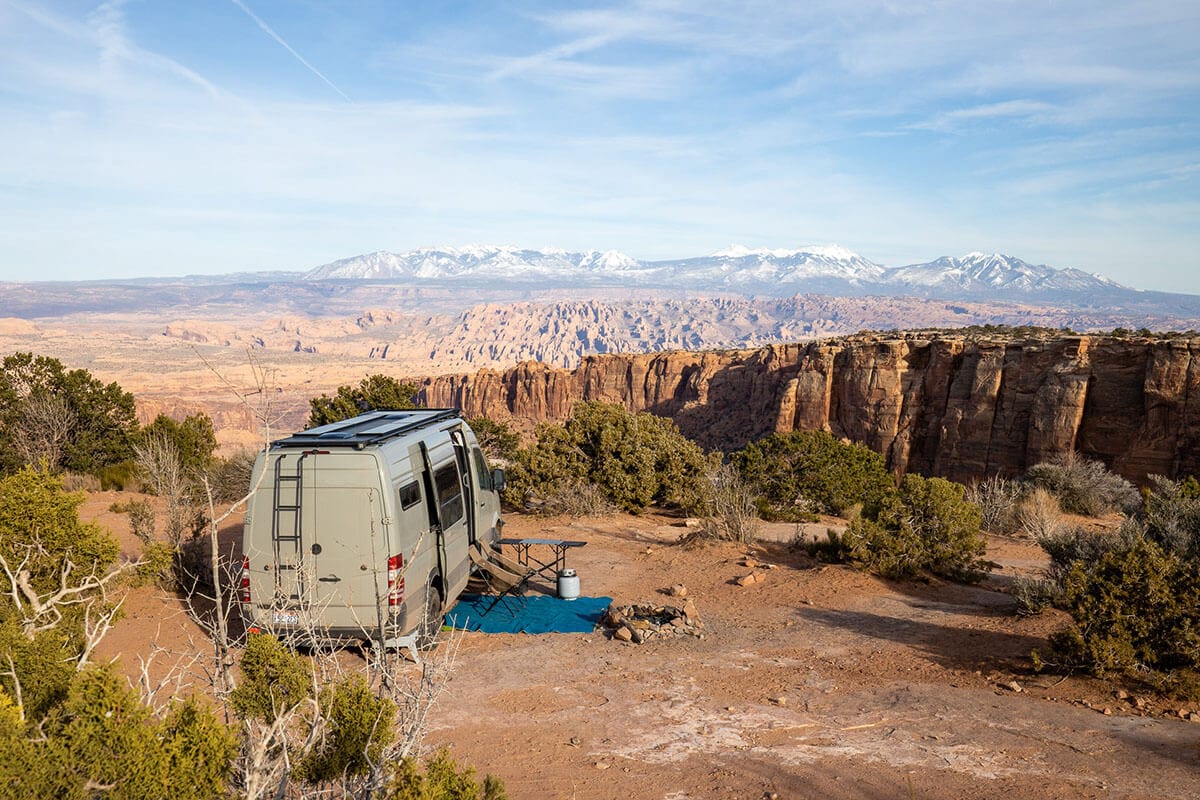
left=303, top=245, right=1131, bottom=301
left=305, top=245, right=644, bottom=281
left=305, top=243, right=884, bottom=291
left=884, top=252, right=1124, bottom=296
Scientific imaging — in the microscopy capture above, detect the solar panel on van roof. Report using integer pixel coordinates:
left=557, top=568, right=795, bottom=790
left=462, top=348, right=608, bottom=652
left=270, top=409, right=460, bottom=449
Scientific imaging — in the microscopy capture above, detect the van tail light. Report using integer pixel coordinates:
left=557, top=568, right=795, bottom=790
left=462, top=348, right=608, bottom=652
left=387, top=553, right=404, bottom=607
left=239, top=555, right=251, bottom=603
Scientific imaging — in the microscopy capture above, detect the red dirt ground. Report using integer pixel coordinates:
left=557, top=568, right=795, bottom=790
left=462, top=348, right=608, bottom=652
left=83, top=495, right=1200, bottom=800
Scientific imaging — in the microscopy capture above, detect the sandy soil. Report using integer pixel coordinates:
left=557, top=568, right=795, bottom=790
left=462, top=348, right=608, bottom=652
left=82, top=496, right=1200, bottom=800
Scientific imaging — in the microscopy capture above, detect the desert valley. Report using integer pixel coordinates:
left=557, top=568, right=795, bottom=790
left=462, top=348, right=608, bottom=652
left=3, top=245, right=1200, bottom=798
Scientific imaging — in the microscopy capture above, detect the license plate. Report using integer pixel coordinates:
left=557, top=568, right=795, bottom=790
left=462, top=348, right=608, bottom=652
left=273, top=610, right=300, bottom=625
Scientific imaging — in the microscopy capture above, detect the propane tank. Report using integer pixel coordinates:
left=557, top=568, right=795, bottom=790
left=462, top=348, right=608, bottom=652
left=556, top=568, right=580, bottom=600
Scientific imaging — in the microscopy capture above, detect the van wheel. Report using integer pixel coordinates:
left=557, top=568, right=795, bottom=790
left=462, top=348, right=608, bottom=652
left=416, top=581, right=443, bottom=650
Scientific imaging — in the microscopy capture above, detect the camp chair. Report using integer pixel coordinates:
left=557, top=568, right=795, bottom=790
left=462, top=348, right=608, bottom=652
left=468, top=544, right=535, bottom=616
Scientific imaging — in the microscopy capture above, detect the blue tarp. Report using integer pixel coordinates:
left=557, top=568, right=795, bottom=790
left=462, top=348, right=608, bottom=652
left=445, top=593, right=612, bottom=634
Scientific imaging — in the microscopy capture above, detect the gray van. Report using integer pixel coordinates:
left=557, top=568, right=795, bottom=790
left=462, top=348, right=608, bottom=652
left=239, top=409, right=504, bottom=652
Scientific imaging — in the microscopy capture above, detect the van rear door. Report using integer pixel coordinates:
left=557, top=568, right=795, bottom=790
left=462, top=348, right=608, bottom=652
left=265, top=450, right=387, bottom=633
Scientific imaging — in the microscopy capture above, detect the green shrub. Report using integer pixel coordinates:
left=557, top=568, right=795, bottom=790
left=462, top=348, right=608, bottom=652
left=0, top=353, right=138, bottom=477
left=138, top=413, right=218, bottom=476
left=0, top=667, right=233, bottom=800
left=0, top=469, right=120, bottom=595
left=135, top=541, right=177, bottom=589
left=1011, top=575, right=1060, bottom=616
left=466, top=416, right=520, bottom=463
left=99, top=460, right=138, bottom=491
left=1141, top=475, right=1200, bottom=560
left=297, top=676, right=396, bottom=783
left=1040, top=537, right=1200, bottom=676
left=734, top=430, right=895, bottom=520
left=387, top=749, right=507, bottom=800
left=842, top=474, right=988, bottom=582
left=309, top=375, right=420, bottom=427
left=1023, top=455, right=1139, bottom=517
left=505, top=402, right=713, bottom=514
left=230, top=634, right=312, bottom=721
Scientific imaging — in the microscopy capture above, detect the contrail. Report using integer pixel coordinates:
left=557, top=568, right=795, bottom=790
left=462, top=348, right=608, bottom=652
left=229, top=0, right=352, bottom=103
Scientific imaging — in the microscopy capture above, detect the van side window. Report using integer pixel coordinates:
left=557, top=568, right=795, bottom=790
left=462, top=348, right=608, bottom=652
left=472, top=448, right=491, bottom=490
left=433, top=464, right=464, bottom=527
left=398, top=481, right=420, bottom=510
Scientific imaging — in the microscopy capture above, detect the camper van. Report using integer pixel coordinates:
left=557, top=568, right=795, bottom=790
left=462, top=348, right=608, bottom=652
left=239, top=409, right=504, bottom=650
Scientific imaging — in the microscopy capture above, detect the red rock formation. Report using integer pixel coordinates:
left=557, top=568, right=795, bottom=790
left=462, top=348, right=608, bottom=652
left=418, top=334, right=1200, bottom=483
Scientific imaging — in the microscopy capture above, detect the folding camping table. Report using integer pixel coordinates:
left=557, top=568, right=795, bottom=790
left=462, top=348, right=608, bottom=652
left=496, top=538, right=587, bottom=584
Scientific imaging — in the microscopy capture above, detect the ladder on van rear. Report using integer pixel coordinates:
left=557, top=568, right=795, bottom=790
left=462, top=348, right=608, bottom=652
left=271, top=454, right=307, bottom=604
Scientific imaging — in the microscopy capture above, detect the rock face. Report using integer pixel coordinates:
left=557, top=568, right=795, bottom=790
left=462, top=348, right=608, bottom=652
left=418, top=334, right=1200, bottom=483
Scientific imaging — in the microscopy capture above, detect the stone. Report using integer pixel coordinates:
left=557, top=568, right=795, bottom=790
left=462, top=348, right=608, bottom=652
left=613, top=626, right=633, bottom=642
left=1005, top=681, right=1023, bottom=693
left=742, top=558, right=759, bottom=568
left=735, top=573, right=759, bottom=587
left=419, top=336, right=1200, bottom=486
left=682, top=599, right=699, bottom=620
left=669, top=583, right=688, bottom=598
left=1115, top=689, right=1129, bottom=700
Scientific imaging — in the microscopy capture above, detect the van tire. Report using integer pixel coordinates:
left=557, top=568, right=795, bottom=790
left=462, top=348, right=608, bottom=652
left=416, top=580, right=443, bottom=650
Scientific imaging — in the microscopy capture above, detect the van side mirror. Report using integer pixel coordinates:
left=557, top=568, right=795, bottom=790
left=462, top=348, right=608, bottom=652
left=491, top=468, right=506, bottom=491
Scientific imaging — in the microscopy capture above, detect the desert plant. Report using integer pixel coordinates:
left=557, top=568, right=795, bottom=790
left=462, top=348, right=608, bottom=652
left=967, top=475, right=1021, bottom=534
left=530, top=476, right=617, bottom=517
left=134, top=433, right=201, bottom=547
left=0, top=352, right=138, bottom=477
left=800, top=528, right=850, bottom=562
left=466, top=416, right=521, bottom=463
left=1036, top=523, right=1142, bottom=586
left=505, top=402, right=713, bottom=514
left=1011, top=575, right=1061, bottom=616
left=734, top=430, right=895, bottom=520
left=841, top=474, right=989, bottom=582
left=1023, top=454, right=1140, bottom=517
left=308, top=374, right=421, bottom=427
left=138, top=413, right=218, bottom=475
left=207, top=449, right=257, bottom=503
left=1039, top=536, right=1200, bottom=677
left=387, top=749, right=507, bottom=800
left=1016, top=487, right=1064, bottom=539
left=699, top=463, right=760, bottom=544
left=1141, top=475, right=1200, bottom=560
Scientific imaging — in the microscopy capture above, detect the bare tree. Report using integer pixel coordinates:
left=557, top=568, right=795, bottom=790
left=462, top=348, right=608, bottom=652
left=12, top=392, right=75, bottom=471
left=699, top=463, right=760, bottom=544
left=133, top=433, right=194, bottom=546
left=0, top=541, right=138, bottom=667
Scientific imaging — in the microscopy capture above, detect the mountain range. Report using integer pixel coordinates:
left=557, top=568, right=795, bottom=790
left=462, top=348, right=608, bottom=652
left=303, top=245, right=1131, bottom=302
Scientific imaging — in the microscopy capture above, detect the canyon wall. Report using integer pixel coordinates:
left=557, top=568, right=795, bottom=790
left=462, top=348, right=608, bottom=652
left=418, top=334, right=1200, bottom=483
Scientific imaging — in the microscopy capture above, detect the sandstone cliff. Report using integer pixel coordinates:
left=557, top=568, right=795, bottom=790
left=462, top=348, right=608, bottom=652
left=418, top=334, right=1200, bottom=484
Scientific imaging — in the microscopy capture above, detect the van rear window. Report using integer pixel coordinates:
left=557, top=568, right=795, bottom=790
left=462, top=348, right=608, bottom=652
left=398, top=481, right=420, bottom=510
left=434, top=464, right=464, bottom=527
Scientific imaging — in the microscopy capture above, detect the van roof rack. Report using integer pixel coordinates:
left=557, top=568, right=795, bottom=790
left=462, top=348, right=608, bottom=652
left=271, top=409, right=461, bottom=450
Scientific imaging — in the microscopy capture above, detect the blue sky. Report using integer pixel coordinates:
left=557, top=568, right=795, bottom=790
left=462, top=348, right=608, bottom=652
left=1, top=1, right=1197, bottom=291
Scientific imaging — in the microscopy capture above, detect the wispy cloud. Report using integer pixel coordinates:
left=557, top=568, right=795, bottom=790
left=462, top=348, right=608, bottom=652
left=1, top=1, right=1197, bottom=291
